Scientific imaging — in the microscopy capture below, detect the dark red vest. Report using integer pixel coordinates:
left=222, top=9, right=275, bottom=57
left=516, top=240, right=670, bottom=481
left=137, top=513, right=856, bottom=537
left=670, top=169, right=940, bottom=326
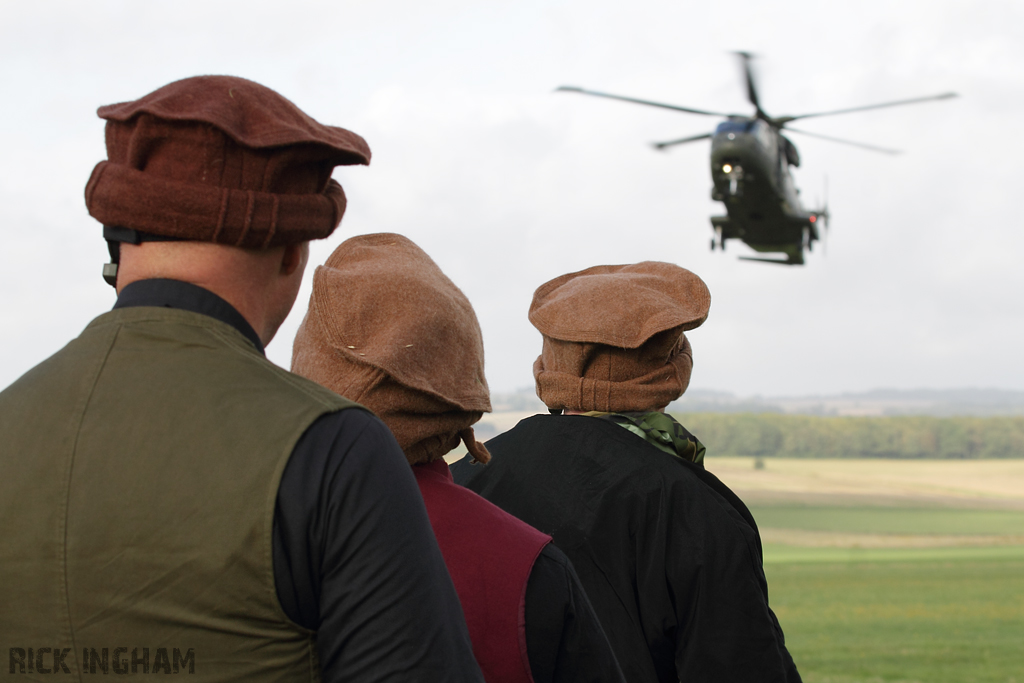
left=414, top=460, right=550, bottom=683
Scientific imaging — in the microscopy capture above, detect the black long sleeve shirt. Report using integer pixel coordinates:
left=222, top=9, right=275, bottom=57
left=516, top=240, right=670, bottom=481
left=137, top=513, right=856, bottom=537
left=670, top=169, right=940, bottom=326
left=452, top=414, right=803, bottom=683
left=523, top=543, right=625, bottom=682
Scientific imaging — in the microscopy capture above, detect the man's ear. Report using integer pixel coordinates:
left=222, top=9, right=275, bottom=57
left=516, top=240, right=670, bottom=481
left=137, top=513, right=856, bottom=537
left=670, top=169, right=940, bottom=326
left=280, top=242, right=309, bottom=277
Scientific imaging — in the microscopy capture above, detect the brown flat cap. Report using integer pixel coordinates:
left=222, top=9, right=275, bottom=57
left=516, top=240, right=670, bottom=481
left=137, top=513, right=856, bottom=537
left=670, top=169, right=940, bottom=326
left=85, top=75, right=371, bottom=248
left=530, top=261, right=711, bottom=412
left=292, top=233, right=491, bottom=464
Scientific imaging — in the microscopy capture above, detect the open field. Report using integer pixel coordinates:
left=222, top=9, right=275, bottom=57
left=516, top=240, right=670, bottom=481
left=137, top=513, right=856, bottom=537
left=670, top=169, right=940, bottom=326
left=766, top=559, right=1024, bottom=683
left=763, top=543, right=1024, bottom=564
left=705, top=457, right=1024, bottom=682
left=706, top=456, right=1024, bottom=509
left=752, top=506, right=1024, bottom=535
left=752, top=506, right=1024, bottom=549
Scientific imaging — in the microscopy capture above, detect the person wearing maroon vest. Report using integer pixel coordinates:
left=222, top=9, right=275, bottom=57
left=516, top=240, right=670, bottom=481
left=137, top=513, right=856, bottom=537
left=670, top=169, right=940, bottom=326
left=292, top=233, right=625, bottom=683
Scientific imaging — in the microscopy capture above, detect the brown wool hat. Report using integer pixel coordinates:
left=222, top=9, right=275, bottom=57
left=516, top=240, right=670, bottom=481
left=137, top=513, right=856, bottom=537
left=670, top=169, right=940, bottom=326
left=292, top=233, right=492, bottom=464
left=84, top=75, right=371, bottom=248
left=529, top=261, right=711, bottom=412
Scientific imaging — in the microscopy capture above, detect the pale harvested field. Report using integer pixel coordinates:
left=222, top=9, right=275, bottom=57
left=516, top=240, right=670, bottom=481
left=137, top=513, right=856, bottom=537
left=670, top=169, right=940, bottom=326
left=708, top=457, right=1024, bottom=548
left=706, top=456, right=1024, bottom=509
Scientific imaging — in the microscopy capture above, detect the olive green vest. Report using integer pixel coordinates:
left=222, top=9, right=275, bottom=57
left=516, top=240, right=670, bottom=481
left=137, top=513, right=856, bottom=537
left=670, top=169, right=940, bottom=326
left=0, top=306, right=359, bottom=681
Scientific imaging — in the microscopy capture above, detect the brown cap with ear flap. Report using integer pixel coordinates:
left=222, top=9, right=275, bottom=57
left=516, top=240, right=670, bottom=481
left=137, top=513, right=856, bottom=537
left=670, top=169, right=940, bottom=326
left=291, top=233, right=492, bottom=464
left=529, top=261, right=711, bottom=412
left=84, top=75, right=371, bottom=248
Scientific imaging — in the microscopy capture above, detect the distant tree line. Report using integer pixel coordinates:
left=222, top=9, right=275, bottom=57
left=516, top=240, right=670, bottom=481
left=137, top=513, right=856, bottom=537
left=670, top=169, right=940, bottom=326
left=672, top=413, right=1024, bottom=459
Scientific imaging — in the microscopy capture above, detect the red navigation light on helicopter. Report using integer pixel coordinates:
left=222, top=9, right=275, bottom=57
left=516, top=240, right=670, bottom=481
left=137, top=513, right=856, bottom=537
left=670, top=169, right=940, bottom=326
left=809, top=215, right=817, bottom=223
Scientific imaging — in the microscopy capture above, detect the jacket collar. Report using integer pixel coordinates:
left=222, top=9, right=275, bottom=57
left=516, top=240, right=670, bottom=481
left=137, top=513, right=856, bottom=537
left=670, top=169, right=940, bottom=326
left=114, top=279, right=264, bottom=355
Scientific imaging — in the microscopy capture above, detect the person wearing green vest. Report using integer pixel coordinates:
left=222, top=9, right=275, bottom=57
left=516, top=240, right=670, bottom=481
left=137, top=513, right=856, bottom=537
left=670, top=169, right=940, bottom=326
left=0, top=76, right=483, bottom=682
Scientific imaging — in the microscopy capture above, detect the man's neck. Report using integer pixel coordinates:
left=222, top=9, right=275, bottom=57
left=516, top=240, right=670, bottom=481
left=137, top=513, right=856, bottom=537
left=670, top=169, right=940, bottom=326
left=115, top=241, right=294, bottom=347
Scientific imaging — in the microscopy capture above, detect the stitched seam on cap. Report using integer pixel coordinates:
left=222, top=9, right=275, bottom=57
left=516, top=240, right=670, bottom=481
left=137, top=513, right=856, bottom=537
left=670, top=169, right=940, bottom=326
left=262, top=195, right=280, bottom=248
left=237, top=190, right=255, bottom=246
left=213, top=188, right=230, bottom=241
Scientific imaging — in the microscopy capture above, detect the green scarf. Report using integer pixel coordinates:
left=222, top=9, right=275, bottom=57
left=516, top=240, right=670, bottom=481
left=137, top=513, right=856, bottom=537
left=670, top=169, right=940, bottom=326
left=584, top=411, right=706, bottom=466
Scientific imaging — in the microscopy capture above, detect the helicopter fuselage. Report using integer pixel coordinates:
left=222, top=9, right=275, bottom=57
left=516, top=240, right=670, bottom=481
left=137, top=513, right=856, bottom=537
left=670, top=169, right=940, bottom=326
left=708, top=118, right=820, bottom=264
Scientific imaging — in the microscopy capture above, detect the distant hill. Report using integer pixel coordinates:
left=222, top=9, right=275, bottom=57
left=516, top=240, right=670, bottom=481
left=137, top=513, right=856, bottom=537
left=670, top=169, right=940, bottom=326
left=493, top=387, right=1024, bottom=417
left=669, top=388, right=1024, bottom=417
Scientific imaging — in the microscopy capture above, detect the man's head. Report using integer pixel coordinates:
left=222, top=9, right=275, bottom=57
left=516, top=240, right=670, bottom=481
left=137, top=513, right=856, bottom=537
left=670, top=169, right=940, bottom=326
left=292, top=233, right=492, bottom=464
left=529, top=261, right=711, bottom=413
left=84, top=75, right=370, bottom=344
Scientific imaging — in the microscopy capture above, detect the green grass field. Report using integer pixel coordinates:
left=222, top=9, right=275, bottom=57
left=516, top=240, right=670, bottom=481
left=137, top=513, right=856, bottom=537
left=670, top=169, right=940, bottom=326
left=750, top=505, right=1024, bottom=537
left=764, top=544, right=1024, bottom=565
left=750, top=503, right=1024, bottom=683
left=766, top=557, right=1024, bottom=683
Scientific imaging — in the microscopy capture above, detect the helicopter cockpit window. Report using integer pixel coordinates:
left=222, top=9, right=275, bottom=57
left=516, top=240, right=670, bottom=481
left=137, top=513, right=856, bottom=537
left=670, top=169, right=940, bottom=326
left=781, top=136, right=800, bottom=167
left=715, top=120, right=754, bottom=138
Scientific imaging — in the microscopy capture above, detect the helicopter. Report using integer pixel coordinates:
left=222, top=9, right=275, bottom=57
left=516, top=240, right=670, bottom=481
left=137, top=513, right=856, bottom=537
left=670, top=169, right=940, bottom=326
left=557, top=53, right=957, bottom=264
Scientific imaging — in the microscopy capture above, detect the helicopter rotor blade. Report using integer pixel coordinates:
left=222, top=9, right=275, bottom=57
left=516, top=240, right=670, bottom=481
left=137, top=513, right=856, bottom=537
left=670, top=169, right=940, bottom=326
left=735, top=51, right=767, bottom=119
left=776, top=92, right=958, bottom=124
left=785, top=127, right=903, bottom=155
left=652, top=133, right=714, bottom=150
left=555, top=86, right=731, bottom=117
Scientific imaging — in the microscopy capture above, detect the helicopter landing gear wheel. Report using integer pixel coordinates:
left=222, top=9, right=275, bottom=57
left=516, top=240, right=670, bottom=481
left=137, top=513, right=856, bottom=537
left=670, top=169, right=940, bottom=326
left=710, top=238, right=716, bottom=251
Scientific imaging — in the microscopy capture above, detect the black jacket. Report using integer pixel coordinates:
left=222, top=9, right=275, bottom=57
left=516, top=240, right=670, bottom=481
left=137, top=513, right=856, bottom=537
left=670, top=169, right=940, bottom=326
left=452, top=414, right=801, bottom=683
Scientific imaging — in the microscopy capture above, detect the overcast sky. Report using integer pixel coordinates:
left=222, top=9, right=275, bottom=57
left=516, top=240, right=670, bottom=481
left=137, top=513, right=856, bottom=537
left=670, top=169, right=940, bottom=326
left=1, top=0, right=1021, bottom=396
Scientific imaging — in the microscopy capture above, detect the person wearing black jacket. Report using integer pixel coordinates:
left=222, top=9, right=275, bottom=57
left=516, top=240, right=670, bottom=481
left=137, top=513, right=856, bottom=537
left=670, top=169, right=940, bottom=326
left=452, top=261, right=802, bottom=683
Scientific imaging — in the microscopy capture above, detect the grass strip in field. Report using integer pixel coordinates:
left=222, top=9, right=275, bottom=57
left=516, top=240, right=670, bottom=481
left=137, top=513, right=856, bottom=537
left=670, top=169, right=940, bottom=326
left=763, top=542, right=1024, bottom=564
left=749, top=505, right=1024, bottom=536
left=765, top=559, right=1024, bottom=683
left=761, top=527, right=1024, bottom=549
